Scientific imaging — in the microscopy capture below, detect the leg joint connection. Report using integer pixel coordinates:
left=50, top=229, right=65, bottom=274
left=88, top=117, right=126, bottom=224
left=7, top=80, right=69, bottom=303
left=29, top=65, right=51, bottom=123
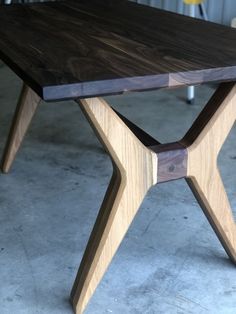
left=150, top=142, right=188, bottom=183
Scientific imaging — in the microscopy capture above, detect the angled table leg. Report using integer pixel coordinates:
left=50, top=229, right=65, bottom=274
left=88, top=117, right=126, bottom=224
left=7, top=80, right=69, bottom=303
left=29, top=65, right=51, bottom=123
left=1, top=83, right=41, bottom=173
left=71, top=82, right=236, bottom=314
left=182, top=82, right=236, bottom=263
left=71, top=97, right=157, bottom=313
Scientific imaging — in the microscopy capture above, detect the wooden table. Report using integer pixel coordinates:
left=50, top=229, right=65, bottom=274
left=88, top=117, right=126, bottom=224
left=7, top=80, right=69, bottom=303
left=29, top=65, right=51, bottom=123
left=0, top=0, right=236, bottom=313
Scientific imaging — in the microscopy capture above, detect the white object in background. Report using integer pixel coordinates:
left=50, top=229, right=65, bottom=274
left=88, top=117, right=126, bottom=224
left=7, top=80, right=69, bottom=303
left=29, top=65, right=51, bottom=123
left=187, top=5, right=196, bottom=104
left=231, top=17, right=236, bottom=28
left=189, top=4, right=196, bottom=17
left=187, top=86, right=195, bottom=104
left=4, top=0, right=12, bottom=4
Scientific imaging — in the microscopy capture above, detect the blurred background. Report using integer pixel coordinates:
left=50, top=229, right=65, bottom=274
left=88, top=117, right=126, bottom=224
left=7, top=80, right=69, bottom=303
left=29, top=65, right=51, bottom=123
left=133, top=0, right=236, bottom=25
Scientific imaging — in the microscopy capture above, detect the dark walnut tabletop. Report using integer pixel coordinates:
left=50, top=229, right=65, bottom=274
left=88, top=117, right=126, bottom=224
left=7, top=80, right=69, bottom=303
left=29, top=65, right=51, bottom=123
left=0, top=0, right=236, bottom=101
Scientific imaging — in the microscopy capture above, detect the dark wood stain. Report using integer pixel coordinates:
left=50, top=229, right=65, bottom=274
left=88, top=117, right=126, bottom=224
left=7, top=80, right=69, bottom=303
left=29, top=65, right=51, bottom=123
left=0, top=0, right=236, bottom=100
left=150, top=142, right=188, bottom=183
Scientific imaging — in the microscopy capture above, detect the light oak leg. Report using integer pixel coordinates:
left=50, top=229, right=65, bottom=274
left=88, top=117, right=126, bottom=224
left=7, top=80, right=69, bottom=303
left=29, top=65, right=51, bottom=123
left=71, top=83, right=236, bottom=313
left=1, top=84, right=41, bottom=173
left=187, top=168, right=236, bottom=262
left=71, top=97, right=157, bottom=313
left=182, top=82, right=236, bottom=263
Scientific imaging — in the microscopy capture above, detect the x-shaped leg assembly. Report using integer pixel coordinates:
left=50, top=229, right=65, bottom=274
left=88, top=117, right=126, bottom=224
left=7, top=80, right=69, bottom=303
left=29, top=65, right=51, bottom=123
left=1, top=83, right=236, bottom=314
left=71, top=83, right=236, bottom=313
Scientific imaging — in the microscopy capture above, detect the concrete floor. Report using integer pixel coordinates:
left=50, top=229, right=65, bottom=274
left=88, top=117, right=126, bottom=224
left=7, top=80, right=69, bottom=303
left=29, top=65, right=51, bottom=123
left=0, top=63, right=236, bottom=314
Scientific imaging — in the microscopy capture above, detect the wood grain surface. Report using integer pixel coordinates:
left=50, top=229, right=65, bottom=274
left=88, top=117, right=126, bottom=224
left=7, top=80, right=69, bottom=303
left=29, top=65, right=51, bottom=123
left=70, top=83, right=236, bottom=314
left=1, top=84, right=41, bottom=173
left=181, top=82, right=236, bottom=263
left=71, top=96, right=157, bottom=313
left=151, top=142, right=188, bottom=183
left=0, top=0, right=236, bottom=100
left=71, top=84, right=236, bottom=314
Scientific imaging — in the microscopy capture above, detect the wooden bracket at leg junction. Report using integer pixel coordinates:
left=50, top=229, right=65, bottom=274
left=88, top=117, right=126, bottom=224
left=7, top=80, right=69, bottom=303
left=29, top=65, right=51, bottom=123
left=1, top=81, right=236, bottom=314
left=71, top=82, right=236, bottom=314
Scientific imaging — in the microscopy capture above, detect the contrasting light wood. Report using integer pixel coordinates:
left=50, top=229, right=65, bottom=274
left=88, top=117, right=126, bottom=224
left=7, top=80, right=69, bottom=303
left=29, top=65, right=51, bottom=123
left=71, top=97, right=157, bottom=313
left=182, top=83, right=236, bottom=263
left=71, top=83, right=236, bottom=313
left=1, top=84, right=41, bottom=173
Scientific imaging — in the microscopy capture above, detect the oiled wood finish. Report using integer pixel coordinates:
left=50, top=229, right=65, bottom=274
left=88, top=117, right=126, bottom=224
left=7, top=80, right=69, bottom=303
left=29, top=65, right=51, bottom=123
left=1, top=2, right=236, bottom=312
left=182, top=83, right=236, bottom=263
left=0, top=0, right=236, bottom=100
left=72, top=84, right=236, bottom=313
left=1, top=84, right=41, bottom=173
left=151, top=142, right=188, bottom=183
left=71, top=97, right=157, bottom=313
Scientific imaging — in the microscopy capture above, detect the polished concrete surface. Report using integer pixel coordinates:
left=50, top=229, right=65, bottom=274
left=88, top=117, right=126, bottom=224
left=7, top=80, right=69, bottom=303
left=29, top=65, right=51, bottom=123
left=0, top=63, right=236, bottom=314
